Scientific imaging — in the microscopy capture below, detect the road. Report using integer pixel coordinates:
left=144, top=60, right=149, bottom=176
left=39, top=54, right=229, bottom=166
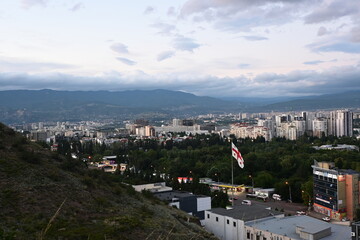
left=230, top=191, right=308, bottom=216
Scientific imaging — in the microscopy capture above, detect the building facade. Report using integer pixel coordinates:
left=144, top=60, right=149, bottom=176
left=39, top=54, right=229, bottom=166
left=312, top=161, right=360, bottom=220
left=328, top=110, right=353, bottom=137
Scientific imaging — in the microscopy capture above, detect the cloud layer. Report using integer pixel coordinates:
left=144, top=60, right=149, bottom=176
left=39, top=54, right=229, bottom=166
left=21, top=0, right=47, bottom=9
left=1, top=64, right=359, bottom=97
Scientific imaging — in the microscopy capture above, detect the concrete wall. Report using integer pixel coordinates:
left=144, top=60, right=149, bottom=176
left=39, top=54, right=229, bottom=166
left=204, top=211, right=246, bottom=240
left=204, top=211, right=226, bottom=239
left=197, top=197, right=211, bottom=212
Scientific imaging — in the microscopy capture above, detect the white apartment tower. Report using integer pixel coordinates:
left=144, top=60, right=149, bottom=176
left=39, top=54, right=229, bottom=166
left=328, top=110, right=353, bottom=137
left=313, top=118, right=328, bottom=138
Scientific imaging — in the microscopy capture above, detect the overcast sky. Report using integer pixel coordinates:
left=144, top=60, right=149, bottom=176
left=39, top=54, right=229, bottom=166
left=0, top=0, right=359, bottom=97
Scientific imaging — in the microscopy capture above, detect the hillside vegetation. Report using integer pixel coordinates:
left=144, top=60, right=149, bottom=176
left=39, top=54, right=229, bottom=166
left=0, top=123, right=217, bottom=240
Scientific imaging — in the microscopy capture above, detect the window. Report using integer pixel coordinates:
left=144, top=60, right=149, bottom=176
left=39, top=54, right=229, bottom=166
left=233, top=222, right=236, bottom=227
left=247, top=232, right=251, bottom=239
left=227, top=219, right=229, bottom=224
left=207, top=214, right=210, bottom=219
left=216, top=217, right=218, bottom=222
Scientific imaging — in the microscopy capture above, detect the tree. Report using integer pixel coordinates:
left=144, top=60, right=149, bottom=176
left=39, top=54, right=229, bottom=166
left=211, top=190, right=229, bottom=208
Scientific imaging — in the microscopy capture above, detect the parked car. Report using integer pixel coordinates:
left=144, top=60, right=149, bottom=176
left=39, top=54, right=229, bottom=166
left=296, top=211, right=306, bottom=215
left=322, top=217, right=330, bottom=222
left=242, top=200, right=252, bottom=205
left=272, top=194, right=282, bottom=201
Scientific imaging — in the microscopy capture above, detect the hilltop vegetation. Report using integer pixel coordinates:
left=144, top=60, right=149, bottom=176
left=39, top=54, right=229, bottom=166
left=0, top=123, right=217, bottom=240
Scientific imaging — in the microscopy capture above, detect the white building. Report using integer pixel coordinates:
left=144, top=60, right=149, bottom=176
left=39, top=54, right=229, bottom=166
left=204, top=204, right=283, bottom=240
left=230, top=124, right=271, bottom=141
left=313, top=118, right=328, bottom=138
left=328, top=110, right=353, bottom=137
left=244, top=215, right=351, bottom=240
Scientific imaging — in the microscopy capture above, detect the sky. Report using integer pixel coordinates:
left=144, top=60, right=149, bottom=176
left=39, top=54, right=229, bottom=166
left=0, top=0, right=359, bottom=98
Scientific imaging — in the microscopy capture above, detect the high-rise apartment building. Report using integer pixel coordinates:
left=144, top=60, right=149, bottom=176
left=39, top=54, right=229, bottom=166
left=328, top=110, right=353, bottom=137
left=313, top=118, right=328, bottom=138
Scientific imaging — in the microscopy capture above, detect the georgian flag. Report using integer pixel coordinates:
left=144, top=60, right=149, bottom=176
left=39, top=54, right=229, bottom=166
left=232, top=142, right=244, bottom=168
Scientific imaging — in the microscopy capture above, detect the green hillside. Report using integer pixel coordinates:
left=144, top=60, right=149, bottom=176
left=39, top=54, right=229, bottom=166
left=0, top=123, right=216, bottom=240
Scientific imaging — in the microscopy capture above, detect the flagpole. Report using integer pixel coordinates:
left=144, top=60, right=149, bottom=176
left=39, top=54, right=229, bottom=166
left=231, top=141, right=234, bottom=207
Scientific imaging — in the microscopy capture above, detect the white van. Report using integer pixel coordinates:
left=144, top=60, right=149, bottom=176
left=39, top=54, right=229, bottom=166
left=272, top=194, right=282, bottom=201
left=242, top=200, right=252, bottom=205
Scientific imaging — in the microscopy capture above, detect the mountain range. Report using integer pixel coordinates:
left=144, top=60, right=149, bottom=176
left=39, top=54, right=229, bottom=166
left=0, top=89, right=359, bottom=123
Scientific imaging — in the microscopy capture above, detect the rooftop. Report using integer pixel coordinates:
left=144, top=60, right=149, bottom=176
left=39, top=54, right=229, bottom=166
left=154, top=190, right=208, bottom=202
left=245, top=215, right=351, bottom=240
left=209, top=204, right=283, bottom=222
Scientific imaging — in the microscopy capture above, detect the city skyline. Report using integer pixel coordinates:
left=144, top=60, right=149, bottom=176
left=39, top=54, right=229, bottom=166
left=0, top=0, right=359, bottom=97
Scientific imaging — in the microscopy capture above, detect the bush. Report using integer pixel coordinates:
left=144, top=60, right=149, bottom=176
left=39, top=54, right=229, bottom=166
left=20, top=150, right=41, bottom=164
left=139, top=205, right=154, bottom=218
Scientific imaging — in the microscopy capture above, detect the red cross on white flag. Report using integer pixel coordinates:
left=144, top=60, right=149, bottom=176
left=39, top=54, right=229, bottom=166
left=232, top=142, right=244, bottom=168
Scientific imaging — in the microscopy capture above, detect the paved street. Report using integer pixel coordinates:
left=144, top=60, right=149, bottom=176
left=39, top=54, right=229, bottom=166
left=230, top=191, right=308, bottom=216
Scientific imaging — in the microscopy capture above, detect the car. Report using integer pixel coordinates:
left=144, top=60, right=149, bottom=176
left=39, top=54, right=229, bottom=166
left=272, top=194, right=282, bottom=201
left=322, top=217, right=330, bottom=222
left=242, top=200, right=252, bottom=205
left=296, top=211, right=306, bottom=215
left=341, top=218, right=349, bottom=222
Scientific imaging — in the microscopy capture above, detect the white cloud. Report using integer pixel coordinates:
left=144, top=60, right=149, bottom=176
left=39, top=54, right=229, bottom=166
left=317, top=26, right=328, bottom=36
left=167, top=7, right=176, bottom=16
left=21, top=0, right=47, bottom=9
left=70, top=2, right=84, bottom=12
left=0, top=57, right=75, bottom=72
left=150, top=23, right=177, bottom=36
left=110, top=43, right=129, bottom=54
left=350, top=25, right=360, bottom=42
left=157, top=51, right=176, bottom=61
left=116, top=57, right=136, bottom=66
left=238, top=63, right=251, bottom=68
left=173, top=35, right=201, bottom=52
left=304, top=1, right=360, bottom=24
left=241, top=35, right=268, bottom=41
left=144, top=6, right=154, bottom=15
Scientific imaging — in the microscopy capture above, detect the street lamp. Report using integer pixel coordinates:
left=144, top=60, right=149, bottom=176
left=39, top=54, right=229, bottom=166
left=215, top=173, right=219, bottom=184
left=286, top=181, right=292, bottom=203
left=249, top=175, right=254, bottom=189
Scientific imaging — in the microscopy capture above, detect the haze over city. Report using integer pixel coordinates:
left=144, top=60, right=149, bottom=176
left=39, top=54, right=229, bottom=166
left=0, top=0, right=360, bottom=97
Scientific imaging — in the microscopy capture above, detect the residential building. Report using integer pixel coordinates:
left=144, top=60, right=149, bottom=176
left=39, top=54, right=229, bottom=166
left=230, top=124, right=271, bottom=141
left=328, top=110, right=353, bottom=137
left=313, top=118, right=328, bottom=138
left=312, top=161, right=360, bottom=220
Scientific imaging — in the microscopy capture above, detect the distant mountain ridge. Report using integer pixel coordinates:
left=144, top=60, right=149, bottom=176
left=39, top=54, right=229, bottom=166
left=0, top=89, right=244, bottom=123
left=258, top=91, right=360, bottom=111
left=0, top=89, right=359, bottom=123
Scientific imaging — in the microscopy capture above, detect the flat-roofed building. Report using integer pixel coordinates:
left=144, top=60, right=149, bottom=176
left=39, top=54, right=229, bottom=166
left=245, top=215, right=351, bottom=240
left=154, top=190, right=211, bottom=221
left=204, top=204, right=283, bottom=240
